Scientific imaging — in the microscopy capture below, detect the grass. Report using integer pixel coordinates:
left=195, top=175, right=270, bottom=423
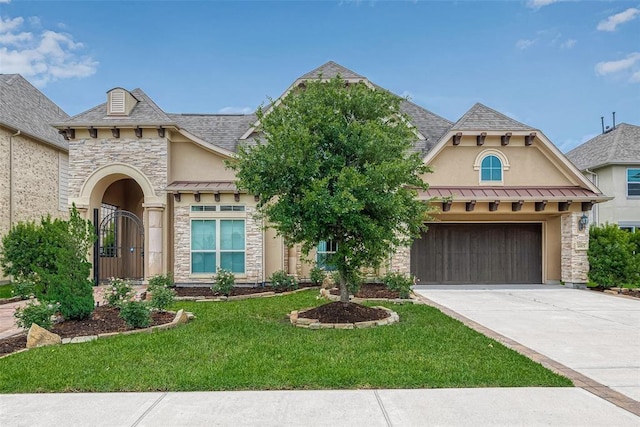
left=0, top=283, right=15, bottom=299
left=0, top=290, right=571, bottom=392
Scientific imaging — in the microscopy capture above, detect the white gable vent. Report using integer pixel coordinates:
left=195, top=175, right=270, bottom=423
left=109, top=89, right=126, bottom=114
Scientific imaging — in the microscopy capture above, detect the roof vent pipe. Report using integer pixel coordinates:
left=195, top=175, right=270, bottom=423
left=612, top=112, right=616, bottom=130
left=601, top=116, right=605, bottom=134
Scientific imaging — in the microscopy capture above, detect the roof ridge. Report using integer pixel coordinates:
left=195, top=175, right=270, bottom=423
left=130, top=88, right=172, bottom=121
left=451, top=102, right=534, bottom=131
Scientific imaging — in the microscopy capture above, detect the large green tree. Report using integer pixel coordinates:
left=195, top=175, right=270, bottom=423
left=232, top=76, right=432, bottom=303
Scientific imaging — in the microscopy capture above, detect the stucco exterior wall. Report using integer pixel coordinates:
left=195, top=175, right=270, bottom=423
left=425, top=138, right=579, bottom=187
left=590, top=165, right=640, bottom=226
left=169, top=141, right=236, bottom=182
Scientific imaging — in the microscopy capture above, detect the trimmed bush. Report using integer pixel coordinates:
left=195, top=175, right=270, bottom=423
left=588, top=224, right=639, bottom=288
left=148, top=285, right=175, bottom=312
left=119, top=301, right=151, bottom=328
left=309, top=266, right=325, bottom=286
left=148, top=273, right=174, bottom=289
left=269, top=270, right=298, bottom=291
left=14, top=300, right=59, bottom=330
left=382, top=271, right=414, bottom=299
left=212, top=268, right=235, bottom=296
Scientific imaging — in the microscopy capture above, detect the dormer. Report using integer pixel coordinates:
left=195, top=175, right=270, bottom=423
left=107, top=88, right=139, bottom=116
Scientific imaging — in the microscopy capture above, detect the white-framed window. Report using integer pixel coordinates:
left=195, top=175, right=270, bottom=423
left=191, top=219, right=245, bottom=274
left=473, top=149, right=510, bottom=185
left=627, top=168, right=640, bottom=197
left=317, top=240, right=337, bottom=271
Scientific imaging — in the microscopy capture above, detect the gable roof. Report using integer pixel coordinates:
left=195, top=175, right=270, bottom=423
left=56, top=88, right=173, bottom=127
left=450, top=103, right=534, bottom=131
left=299, top=61, right=366, bottom=80
left=565, top=123, right=640, bottom=170
left=168, top=113, right=257, bottom=153
left=0, top=74, right=69, bottom=151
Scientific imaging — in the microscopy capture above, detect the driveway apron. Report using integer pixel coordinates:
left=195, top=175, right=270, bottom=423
left=414, top=285, right=640, bottom=405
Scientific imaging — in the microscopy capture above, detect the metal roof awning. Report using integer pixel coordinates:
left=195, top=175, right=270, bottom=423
left=166, top=181, right=238, bottom=193
left=418, top=186, right=611, bottom=202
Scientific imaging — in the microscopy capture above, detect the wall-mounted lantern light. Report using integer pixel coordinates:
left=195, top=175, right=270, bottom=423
left=578, top=213, right=589, bottom=231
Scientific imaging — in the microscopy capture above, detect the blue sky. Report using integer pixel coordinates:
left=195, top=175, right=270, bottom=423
left=1, top=1, right=638, bottom=152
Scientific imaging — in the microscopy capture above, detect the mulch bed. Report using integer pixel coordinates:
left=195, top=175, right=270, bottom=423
left=0, top=305, right=175, bottom=357
left=299, top=301, right=389, bottom=323
left=174, top=282, right=317, bottom=298
left=329, top=283, right=402, bottom=299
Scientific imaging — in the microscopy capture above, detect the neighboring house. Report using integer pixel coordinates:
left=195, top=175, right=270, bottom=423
left=52, top=62, right=608, bottom=287
left=0, top=74, right=70, bottom=282
left=566, top=123, right=640, bottom=231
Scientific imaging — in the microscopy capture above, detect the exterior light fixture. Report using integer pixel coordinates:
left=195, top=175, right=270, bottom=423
left=578, top=213, right=589, bottom=231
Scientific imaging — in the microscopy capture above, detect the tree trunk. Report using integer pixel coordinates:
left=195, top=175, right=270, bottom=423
left=339, top=270, right=349, bottom=304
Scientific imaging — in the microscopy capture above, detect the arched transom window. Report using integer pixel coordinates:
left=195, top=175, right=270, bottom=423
left=473, top=149, right=510, bottom=184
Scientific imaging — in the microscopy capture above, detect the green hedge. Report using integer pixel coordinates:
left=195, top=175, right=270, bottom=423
left=588, top=224, right=640, bottom=288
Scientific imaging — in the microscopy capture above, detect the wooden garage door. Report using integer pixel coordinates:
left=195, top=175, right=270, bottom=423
left=411, top=223, right=542, bottom=284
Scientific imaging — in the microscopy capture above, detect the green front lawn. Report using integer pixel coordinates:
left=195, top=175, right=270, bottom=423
left=0, top=290, right=571, bottom=392
left=0, top=283, right=14, bottom=299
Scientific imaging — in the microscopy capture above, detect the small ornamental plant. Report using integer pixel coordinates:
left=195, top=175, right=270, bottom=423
left=12, top=277, right=36, bottom=300
left=309, top=266, right=326, bottom=287
left=148, top=273, right=174, bottom=289
left=103, top=278, right=135, bottom=308
left=382, top=271, right=414, bottom=299
left=14, top=300, right=59, bottom=330
left=119, top=300, right=151, bottom=328
left=212, top=268, right=235, bottom=296
left=269, top=270, right=298, bottom=291
left=148, top=285, right=175, bottom=312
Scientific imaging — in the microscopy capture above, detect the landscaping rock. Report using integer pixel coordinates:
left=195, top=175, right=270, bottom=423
left=27, top=323, right=61, bottom=348
left=173, top=309, right=189, bottom=325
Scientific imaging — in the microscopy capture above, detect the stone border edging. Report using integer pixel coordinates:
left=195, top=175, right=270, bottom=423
left=0, top=296, right=22, bottom=306
left=289, top=306, right=399, bottom=330
left=412, top=292, right=640, bottom=417
left=0, top=309, right=194, bottom=359
left=175, top=286, right=318, bottom=302
left=321, top=288, right=419, bottom=304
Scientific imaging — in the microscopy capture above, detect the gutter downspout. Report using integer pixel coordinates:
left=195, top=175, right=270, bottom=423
left=9, top=130, right=20, bottom=229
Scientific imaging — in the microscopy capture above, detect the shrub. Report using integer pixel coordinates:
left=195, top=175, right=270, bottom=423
left=382, top=271, right=414, bottom=299
left=269, top=270, right=298, bottom=291
left=309, top=266, right=325, bottom=286
left=14, top=300, right=59, bottom=330
left=331, top=270, right=362, bottom=295
left=212, top=268, right=235, bottom=296
left=104, top=278, right=135, bottom=308
left=148, top=273, right=174, bottom=289
left=12, top=277, right=36, bottom=300
left=0, top=205, right=95, bottom=319
left=119, top=300, right=151, bottom=328
left=148, top=285, right=175, bottom=312
left=588, top=224, right=638, bottom=288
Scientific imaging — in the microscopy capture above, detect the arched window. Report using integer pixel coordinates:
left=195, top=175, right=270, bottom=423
left=481, top=155, right=502, bottom=182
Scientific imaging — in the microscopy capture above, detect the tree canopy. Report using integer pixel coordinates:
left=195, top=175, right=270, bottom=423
left=231, top=76, right=432, bottom=302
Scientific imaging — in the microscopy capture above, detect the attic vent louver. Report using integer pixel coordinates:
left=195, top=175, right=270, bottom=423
left=109, top=90, right=126, bottom=114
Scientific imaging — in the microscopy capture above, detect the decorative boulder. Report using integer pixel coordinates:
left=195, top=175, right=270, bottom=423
left=27, top=323, right=61, bottom=348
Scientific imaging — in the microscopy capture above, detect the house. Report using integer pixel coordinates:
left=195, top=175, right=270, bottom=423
left=0, top=74, right=70, bottom=282
left=52, top=62, right=608, bottom=287
left=566, top=123, right=640, bottom=231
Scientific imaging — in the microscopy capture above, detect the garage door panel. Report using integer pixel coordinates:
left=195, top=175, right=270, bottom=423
left=411, top=223, right=542, bottom=284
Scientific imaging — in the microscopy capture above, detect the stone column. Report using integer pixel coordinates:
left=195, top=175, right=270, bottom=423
left=145, top=205, right=165, bottom=279
left=390, top=245, right=411, bottom=275
left=561, top=212, right=590, bottom=288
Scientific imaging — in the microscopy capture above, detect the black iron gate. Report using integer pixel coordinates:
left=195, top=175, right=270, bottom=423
left=94, top=209, right=144, bottom=283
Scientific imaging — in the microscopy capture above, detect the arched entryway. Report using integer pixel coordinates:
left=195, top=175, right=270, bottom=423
left=70, top=163, right=166, bottom=284
left=97, top=179, right=145, bottom=282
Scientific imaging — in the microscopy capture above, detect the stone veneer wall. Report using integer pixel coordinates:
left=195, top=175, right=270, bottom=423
left=173, top=204, right=263, bottom=284
left=68, top=136, right=167, bottom=200
left=561, top=212, right=590, bottom=286
left=390, top=245, right=411, bottom=275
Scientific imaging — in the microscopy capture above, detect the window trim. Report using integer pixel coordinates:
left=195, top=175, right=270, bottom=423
left=316, top=240, right=338, bottom=271
left=189, top=218, right=246, bottom=276
left=473, top=149, right=510, bottom=185
left=626, top=167, right=640, bottom=198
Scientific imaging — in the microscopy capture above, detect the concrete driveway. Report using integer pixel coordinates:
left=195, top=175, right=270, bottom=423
left=413, top=285, right=640, bottom=405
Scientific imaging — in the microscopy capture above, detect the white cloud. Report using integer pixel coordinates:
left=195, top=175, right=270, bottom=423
left=560, top=39, right=577, bottom=49
left=218, top=106, right=254, bottom=114
left=595, top=52, right=640, bottom=75
left=597, top=8, right=639, bottom=32
left=0, top=15, right=97, bottom=86
left=516, top=39, right=536, bottom=50
left=527, top=0, right=560, bottom=10
left=631, top=71, right=640, bottom=83
left=0, top=0, right=12, bottom=3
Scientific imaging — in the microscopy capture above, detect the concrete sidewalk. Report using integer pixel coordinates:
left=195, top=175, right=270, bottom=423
left=414, top=285, right=640, bottom=408
left=1, top=388, right=639, bottom=426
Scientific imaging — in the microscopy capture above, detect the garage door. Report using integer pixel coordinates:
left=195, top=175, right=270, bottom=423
left=411, top=223, right=542, bottom=284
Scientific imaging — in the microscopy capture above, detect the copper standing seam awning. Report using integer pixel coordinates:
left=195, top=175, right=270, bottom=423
left=166, top=181, right=246, bottom=202
left=418, top=186, right=609, bottom=201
